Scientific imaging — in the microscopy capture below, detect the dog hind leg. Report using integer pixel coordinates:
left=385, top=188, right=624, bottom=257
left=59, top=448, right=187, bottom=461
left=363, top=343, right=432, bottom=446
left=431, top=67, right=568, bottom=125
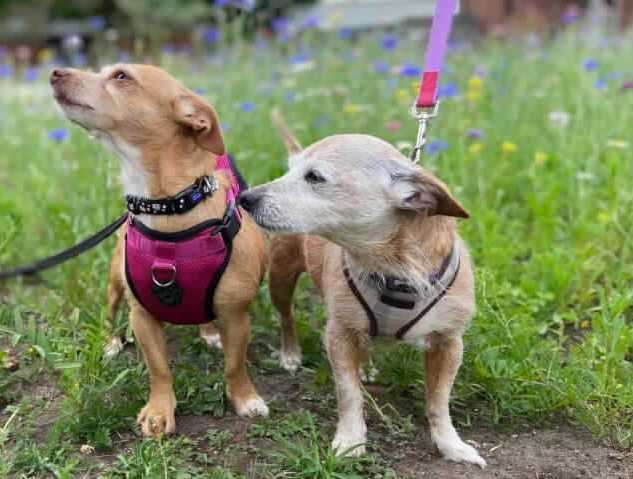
left=269, top=235, right=304, bottom=373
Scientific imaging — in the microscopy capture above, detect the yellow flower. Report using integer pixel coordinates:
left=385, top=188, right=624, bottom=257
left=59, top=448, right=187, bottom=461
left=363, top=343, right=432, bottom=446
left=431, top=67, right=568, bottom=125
left=396, top=88, right=409, bottom=101
left=37, top=48, right=54, bottom=64
left=468, top=75, right=483, bottom=90
left=501, top=141, right=517, bottom=154
left=343, top=103, right=360, bottom=114
left=468, top=142, right=484, bottom=154
left=466, top=89, right=482, bottom=103
left=534, top=151, right=548, bottom=165
left=580, top=320, right=590, bottom=329
left=411, top=80, right=420, bottom=92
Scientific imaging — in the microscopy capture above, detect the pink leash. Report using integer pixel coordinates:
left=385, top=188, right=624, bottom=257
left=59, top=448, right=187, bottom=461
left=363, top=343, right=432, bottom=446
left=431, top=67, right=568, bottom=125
left=411, top=0, right=458, bottom=163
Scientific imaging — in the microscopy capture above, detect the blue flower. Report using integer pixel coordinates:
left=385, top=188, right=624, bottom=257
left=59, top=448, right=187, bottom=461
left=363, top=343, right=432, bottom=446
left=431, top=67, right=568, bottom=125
left=220, top=122, right=230, bottom=131
left=162, top=43, right=177, bottom=54
left=561, top=5, right=581, bottom=24
left=0, top=63, right=13, bottom=78
left=215, top=0, right=230, bottom=6
left=399, top=62, right=421, bottom=77
left=284, top=92, right=297, bottom=103
left=338, top=27, right=353, bottom=40
left=426, top=139, right=449, bottom=155
left=0, top=46, right=7, bottom=60
left=438, top=82, right=459, bottom=98
left=300, top=15, right=319, bottom=30
left=239, top=101, right=255, bottom=112
left=88, top=16, right=106, bottom=31
left=373, top=61, right=390, bottom=74
left=48, top=128, right=69, bottom=142
left=381, top=33, right=399, bottom=51
left=594, top=78, right=607, bottom=90
left=583, top=58, right=599, bottom=71
left=314, top=115, right=331, bottom=127
left=193, top=87, right=207, bottom=95
left=289, top=53, right=310, bottom=65
left=466, top=128, right=484, bottom=139
left=23, top=66, right=39, bottom=82
left=202, top=27, right=221, bottom=44
left=272, top=17, right=289, bottom=34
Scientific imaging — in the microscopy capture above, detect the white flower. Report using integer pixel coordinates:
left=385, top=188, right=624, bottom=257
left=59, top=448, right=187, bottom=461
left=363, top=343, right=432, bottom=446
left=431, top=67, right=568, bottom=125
left=548, top=111, right=570, bottom=128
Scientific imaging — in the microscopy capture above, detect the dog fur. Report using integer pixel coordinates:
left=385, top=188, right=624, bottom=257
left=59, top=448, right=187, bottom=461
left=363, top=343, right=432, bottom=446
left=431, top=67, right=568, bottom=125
left=51, top=64, right=269, bottom=437
left=240, top=112, right=486, bottom=467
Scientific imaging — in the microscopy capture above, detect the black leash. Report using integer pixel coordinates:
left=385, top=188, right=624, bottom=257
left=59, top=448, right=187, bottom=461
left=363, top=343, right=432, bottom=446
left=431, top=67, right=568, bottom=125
left=0, top=213, right=128, bottom=280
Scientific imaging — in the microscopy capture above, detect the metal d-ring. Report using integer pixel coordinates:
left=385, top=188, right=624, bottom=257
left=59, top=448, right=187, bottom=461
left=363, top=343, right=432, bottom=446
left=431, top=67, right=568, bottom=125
left=151, top=264, right=177, bottom=288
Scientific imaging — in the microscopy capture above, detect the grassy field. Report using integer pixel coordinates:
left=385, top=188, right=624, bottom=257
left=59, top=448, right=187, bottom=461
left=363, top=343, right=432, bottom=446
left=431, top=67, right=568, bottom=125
left=1, top=27, right=633, bottom=478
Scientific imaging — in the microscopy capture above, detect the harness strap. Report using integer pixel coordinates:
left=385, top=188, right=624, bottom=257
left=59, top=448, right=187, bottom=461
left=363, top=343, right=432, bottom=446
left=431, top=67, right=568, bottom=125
left=0, top=213, right=128, bottom=280
left=342, top=245, right=460, bottom=340
left=416, top=0, right=459, bottom=108
left=342, top=256, right=378, bottom=337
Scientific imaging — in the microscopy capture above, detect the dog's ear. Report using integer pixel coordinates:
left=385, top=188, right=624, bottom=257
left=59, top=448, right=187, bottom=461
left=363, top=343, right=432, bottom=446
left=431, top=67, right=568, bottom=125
left=390, top=168, right=469, bottom=219
left=172, top=95, right=225, bottom=155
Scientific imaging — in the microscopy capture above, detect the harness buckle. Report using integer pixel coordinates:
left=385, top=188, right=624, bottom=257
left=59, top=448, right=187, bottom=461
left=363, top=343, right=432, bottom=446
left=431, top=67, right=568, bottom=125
left=151, top=264, right=177, bottom=288
left=409, top=101, right=440, bottom=163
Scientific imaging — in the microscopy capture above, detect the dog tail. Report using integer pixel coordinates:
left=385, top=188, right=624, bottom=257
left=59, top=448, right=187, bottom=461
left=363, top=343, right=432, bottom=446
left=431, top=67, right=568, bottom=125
left=271, top=109, right=302, bottom=155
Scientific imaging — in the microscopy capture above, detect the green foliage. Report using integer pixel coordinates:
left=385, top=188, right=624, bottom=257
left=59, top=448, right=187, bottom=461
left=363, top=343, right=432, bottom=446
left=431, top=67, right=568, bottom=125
left=0, top=28, right=632, bottom=477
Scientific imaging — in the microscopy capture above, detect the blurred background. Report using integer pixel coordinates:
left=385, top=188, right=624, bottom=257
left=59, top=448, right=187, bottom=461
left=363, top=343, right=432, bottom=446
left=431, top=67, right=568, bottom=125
left=0, top=0, right=631, bottom=72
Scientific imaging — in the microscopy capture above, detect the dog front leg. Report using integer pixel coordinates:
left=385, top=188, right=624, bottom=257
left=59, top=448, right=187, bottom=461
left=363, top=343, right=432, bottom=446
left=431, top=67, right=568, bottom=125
left=215, top=309, right=269, bottom=418
left=327, top=321, right=368, bottom=457
left=425, top=335, right=486, bottom=467
left=131, top=307, right=176, bottom=437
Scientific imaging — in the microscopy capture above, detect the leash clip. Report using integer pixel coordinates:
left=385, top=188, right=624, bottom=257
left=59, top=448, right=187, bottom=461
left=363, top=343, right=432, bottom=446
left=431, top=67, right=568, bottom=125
left=409, top=101, right=440, bottom=163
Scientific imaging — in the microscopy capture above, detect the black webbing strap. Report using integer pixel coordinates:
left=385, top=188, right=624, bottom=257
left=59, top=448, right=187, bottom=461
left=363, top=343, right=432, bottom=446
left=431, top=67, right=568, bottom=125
left=0, top=213, right=128, bottom=279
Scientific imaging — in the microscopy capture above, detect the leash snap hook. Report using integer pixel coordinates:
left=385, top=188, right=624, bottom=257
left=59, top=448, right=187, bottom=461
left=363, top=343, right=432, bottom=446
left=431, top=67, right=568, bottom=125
left=409, top=101, right=440, bottom=163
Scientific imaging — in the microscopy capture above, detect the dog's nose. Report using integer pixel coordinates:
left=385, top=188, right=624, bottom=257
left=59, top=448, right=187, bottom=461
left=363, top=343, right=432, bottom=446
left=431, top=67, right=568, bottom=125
left=239, top=191, right=261, bottom=212
left=50, top=68, right=70, bottom=85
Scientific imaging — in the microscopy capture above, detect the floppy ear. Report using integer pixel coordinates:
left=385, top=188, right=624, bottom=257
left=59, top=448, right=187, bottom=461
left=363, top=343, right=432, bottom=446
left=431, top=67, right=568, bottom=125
left=390, top=169, right=470, bottom=219
left=173, top=95, right=225, bottom=155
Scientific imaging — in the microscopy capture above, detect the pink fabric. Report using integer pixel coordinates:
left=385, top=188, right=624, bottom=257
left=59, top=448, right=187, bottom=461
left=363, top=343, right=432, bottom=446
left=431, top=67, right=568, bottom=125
left=124, top=153, right=242, bottom=325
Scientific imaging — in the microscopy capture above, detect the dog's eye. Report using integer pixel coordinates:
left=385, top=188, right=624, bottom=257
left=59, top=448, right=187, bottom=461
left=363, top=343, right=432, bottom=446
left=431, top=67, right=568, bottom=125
left=113, top=71, right=130, bottom=81
left=304, top=170, right=326, bottom=184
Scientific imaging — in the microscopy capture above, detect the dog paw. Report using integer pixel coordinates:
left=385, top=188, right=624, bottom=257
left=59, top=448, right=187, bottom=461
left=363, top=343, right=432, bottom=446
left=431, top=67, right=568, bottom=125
left=437, top=438, right=486, bottom=468
left=201, top=333, right=223, bottom=350
left=103, top=336, right=124, bottom=359
left=332, top=433, right=366, bottom=457
left=137, top=397, right=176, bottom=438
left=279, top=348, right=302, bottom=373
left=234, top=395, right=269, bottom=418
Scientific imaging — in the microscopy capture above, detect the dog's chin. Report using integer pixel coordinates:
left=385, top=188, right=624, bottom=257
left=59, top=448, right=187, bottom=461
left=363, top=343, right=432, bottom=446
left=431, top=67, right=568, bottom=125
left=250, top=213, right=298, bottom=234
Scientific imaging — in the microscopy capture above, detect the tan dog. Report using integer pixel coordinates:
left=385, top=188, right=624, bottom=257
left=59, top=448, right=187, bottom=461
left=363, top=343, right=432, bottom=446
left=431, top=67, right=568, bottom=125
left=50, top=64, right=269, bottom=437
left=239, top=113, right=485, bottom=466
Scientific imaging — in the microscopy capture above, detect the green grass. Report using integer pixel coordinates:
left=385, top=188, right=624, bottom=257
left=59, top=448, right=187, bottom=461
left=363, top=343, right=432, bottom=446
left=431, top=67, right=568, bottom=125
left=1, top=28, right=633, bottom=477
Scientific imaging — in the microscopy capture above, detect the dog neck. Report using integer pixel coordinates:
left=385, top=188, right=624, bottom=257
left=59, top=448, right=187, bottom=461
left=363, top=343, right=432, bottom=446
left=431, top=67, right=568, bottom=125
left=104, top=133, right=228, bottom=231
left=343, top=214, right=456, bottom=288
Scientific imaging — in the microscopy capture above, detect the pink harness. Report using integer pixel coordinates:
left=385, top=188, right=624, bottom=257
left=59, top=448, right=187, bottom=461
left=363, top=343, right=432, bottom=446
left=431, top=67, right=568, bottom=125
left=124, top=154, right=244, bottom=325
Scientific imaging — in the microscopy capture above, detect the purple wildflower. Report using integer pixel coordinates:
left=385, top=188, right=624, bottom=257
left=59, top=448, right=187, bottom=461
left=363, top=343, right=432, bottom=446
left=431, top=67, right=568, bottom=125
left=373, top=61, right=390, bottom=74
left=594, top=79, right=607, bottom=90
left=193, top=87, right=207, bottom=95
left=438, top=82, right=459, bottom=98
left=300, top=15, right=319, bottom=30
left=399, top=62, right=421, bottom=77
left=220, top=122, right=230, bottom=132
left=381, top=33, right=399, bottom=51
left=583, top=58, right=599, bottom=71
left=215, top=0, right=230, bottom=6
left=289, top=53, right=310, bottom=65
left=48, top=128, right=69, bottom=142
left=239, top=101, right=255, bottom=112
left=338, top=27, right=353, bottom=40
left=426, top=139, right=449, bottom=155
left=0, top=46, right=7, bottom=60
left=466, top=128, right=484, bottom=139
left=23, top=66, right=39, bottom=82
left=284, top=92, right=297, bottom=103
left=621, top=81, right=633, bottom=91
left=88, top=16, right=106, bottom=31
left=561, top=5, right=581, bottom=24
left=202, top=27, right=221, bottom=44
left=272, top=17, right=289, bottom=34
left=0, top=63, right=13, bottom=78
